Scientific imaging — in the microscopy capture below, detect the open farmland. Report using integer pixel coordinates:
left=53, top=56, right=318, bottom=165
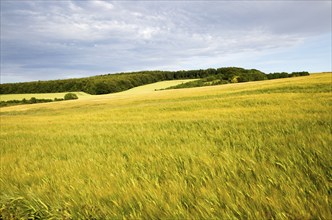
left=0, top=79, right=196, bottom=103
left=0, top=73, right=331, bottom=219
left=0, top=92, right=90, bottom=102
left=115, top=79, right=197, bottom=94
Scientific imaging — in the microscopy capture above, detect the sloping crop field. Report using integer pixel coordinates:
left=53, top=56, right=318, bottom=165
left=116, top=79, right=198, bottom=94
left=0, top=79, right=196, bottom=102
left=0, top=73, right=331, bottom=219
left=0, top=92, right=90, bottom=102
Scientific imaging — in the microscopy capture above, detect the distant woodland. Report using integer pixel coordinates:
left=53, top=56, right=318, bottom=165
left=0, top=67, right=309, bottom=95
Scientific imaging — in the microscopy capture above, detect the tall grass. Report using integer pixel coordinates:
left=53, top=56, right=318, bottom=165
left=1, top=73, right=331, bottom=219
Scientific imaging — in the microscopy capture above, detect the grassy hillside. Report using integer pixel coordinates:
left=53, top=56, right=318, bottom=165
left=0, top=92, right=90, bottom=102
left=0, top=80, right=197, bottom=109
left=1, top=73, right=331, bottom=219
left=116, top=79, right=198, bottom=94
left=0, top=67, right=289, bottom=95
left=0, top=80, right=196, bottom=102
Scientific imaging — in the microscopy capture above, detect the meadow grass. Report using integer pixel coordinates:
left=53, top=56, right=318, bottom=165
left=0, top=73, right=331, bottom=219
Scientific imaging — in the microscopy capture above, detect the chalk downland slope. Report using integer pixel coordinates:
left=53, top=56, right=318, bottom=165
left=0, top=73, right=331, bottom=219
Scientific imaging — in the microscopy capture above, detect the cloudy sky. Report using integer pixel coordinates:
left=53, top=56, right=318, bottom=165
left=1, top=0, right=331, bottom=83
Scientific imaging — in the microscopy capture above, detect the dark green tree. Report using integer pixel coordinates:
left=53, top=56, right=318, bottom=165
left=64, top=93, right=78, bottom=100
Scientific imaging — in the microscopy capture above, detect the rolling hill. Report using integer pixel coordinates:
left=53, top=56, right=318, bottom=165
left=0, top=73, right=331, bottom=219
left=0, top=67, right=308, bottom=95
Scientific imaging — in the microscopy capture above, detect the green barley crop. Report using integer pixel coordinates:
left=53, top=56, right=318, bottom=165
left=0, top=73, right=331, bottom=219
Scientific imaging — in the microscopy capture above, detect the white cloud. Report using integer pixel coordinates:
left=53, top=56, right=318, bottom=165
left=0, top=0, right=331, bottom=83
left=90, top=1, right=114, bottom=10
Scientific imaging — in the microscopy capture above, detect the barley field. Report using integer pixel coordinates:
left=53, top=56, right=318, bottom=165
left=0, top=92, right=90, bottom=102
left=0, top=80, right=196, bottom=103
left=0, top=73, right=331, bottom=219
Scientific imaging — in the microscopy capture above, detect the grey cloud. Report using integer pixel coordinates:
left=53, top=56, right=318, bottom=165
left=1, top=0, right=331, bottom=83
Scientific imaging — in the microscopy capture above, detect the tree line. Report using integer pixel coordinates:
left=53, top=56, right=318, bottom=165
left=266, top=71, right=309, bottom=79
left=0, top=68, right=309, bottom=95
left=162, top=70, right=310, bottom=90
